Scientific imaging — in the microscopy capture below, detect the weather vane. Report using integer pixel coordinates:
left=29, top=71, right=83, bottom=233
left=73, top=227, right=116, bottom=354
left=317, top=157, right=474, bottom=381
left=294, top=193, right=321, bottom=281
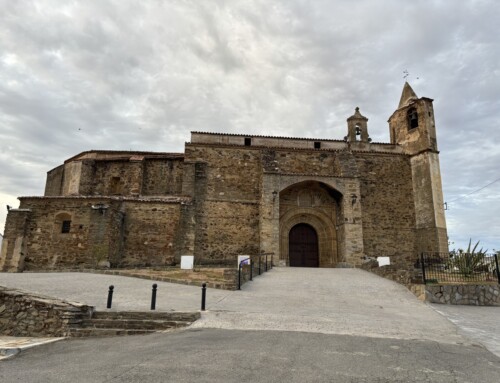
left=403, top=69, right=419, bottom=81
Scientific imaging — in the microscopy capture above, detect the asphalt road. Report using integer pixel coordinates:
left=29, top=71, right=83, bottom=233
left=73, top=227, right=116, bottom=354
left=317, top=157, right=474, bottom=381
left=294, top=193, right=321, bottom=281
left=1, top=328, right=500, bottom=383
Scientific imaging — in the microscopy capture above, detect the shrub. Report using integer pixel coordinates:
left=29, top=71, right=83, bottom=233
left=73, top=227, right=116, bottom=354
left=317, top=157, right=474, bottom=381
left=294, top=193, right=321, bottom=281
left=448, top=239, right=487, bottom=277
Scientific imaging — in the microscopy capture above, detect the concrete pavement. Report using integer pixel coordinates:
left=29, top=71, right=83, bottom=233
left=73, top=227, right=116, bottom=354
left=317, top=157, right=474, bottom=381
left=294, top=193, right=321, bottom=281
left=430, top=304, right=500, bottom=358
left=1, top=268, right=467, bottom=343
left=0, top=271, right=229, bottom=312
left=192, top=268, right=467, bottom=344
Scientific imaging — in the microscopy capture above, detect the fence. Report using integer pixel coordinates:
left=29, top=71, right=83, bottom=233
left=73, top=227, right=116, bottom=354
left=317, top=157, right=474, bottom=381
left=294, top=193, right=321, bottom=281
left=238, top=253, right=274, bottom=290
left=420, top=252, right=500, bottom=284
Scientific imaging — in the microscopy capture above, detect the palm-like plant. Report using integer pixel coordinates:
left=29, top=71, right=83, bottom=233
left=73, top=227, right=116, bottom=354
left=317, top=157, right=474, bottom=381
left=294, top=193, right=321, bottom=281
left=448, top=239, right=487, bottom=277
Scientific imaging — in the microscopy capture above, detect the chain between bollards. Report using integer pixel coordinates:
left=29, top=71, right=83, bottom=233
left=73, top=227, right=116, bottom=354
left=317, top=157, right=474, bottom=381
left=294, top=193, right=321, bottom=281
left=151, top=283, right=157, bottom=310
left=106, top=285, right=114, bottom=309
left=201, top=283, right=207, bottom=311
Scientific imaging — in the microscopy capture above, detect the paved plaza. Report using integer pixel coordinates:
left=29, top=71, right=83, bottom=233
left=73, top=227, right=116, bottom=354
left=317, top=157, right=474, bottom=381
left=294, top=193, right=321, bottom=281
left=1, top=268, right=467, bottom=343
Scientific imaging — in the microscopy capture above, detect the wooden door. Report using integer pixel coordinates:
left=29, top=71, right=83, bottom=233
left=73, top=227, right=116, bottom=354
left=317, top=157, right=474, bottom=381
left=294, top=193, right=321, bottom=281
left=289, top=224, right=319, bottom=267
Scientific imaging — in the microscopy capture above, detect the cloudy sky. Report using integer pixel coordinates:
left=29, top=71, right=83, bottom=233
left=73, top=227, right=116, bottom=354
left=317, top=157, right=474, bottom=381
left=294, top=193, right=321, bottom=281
left=1, top=0, right=499, bottom=251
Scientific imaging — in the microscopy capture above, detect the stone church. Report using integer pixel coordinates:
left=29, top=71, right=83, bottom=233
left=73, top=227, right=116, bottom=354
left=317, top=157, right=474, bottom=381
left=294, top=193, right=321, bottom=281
left=0, top=83, right=448, bottom=273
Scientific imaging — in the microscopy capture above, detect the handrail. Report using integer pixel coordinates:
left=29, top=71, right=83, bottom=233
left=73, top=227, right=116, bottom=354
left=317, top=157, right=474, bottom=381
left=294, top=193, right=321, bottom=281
left=238, top=257, right=250, bottom=290
left=238, top=253, right=274, bottom=290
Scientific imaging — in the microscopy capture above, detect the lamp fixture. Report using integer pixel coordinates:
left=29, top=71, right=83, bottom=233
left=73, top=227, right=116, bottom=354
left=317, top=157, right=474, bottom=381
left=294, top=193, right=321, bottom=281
left=351, top=194, right=357, bottom=205
left=91, top=203, right=109, bottom=215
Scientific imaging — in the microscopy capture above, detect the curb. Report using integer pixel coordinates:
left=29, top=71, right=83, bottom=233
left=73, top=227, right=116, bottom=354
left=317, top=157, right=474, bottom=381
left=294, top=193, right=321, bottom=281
left=0, top=347, right=21, bottom=360
left=0, top=338, right=65, bottom=361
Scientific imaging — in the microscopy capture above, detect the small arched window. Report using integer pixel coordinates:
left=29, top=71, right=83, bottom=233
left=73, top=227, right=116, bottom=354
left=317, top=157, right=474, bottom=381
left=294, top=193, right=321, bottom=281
left=407, top=107, right=419, bottom=130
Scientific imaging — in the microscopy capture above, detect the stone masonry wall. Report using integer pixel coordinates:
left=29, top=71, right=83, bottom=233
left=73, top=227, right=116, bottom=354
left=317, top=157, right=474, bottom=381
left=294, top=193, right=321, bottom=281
left=78, top=159, right=98, bottom=195
left=185, top=145, right=262, bottom=201
left=272, top=150, right=342, bottom=175
left=17, top=198, right=112, bottom=269
left=121, top=201, right=182, bottom=266
left=142, top=159, right=184, bottom=195
left=196, top=201, right=260, bottom=260
left=185, top=144, right=420, bottom=265
left=186, top=145, right=261, bottom=260
left=14, top=197, right=183, bottom=270
left=0, top=209, right=31, bottom=272
left=425, top=284, right=500, bottom=306
left=44, top=165, right=64, bottom=196
left=0, top=286, right=91, bottom=337
left=92, top=160, right=143, bottom=196
left=354, top=153, right=417, bottom=269
left=61, top=161, right=83, bottom=196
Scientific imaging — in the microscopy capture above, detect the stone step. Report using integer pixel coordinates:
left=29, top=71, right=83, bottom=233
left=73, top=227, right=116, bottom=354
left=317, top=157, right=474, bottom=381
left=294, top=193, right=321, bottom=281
left=81, top=318, right=190, bottom=330
left=91, top=311, right=200, bottom=322
left=69, top=328, right=157, bottom=337
left=67, top=310, right=201, bottom=337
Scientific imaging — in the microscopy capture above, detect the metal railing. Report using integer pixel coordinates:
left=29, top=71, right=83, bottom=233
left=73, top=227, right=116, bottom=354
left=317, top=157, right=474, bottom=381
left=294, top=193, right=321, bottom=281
left=238, top=253, right=274, bottom=290
left=420, top=252, right=500, bottom=284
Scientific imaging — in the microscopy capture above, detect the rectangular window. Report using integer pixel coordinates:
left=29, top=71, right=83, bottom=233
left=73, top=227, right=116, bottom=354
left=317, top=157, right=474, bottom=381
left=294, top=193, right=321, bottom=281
left=244, top=137, right=252, bottom=146
left=61, top=220, right=71, bottom=233
left=314, top=141, right=321, bottom=149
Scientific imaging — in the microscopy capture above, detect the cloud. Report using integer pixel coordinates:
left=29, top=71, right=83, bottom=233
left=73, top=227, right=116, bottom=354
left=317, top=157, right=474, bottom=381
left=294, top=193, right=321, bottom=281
left=0, top=0, right=499, bottom=250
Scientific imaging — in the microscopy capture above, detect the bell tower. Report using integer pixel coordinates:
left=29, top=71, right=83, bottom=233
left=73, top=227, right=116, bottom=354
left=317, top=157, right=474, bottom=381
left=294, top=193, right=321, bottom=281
left=388, top=82, right=448, bottom=254
left=346, top=107, right=370, bottom=143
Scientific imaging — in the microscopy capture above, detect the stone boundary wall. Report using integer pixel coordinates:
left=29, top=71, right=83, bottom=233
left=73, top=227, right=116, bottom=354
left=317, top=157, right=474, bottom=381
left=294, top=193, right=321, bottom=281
left=367, top=265, right=500, bottom=306
left=24, top=268, right=239, bottom=291
left=363, top=264, right=414, bottom=286
left=424, top=284, right=500, bottom=306
left=0, top=286, right=92, bottom=337
left=103, top=269, right=240, bottom=290
left=24, top=261, right=274, bottom=291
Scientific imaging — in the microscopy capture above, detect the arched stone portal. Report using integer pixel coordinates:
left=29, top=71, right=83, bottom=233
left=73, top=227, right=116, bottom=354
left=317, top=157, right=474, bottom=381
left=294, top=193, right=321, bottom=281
left=279, top=181, right=341, bottom=267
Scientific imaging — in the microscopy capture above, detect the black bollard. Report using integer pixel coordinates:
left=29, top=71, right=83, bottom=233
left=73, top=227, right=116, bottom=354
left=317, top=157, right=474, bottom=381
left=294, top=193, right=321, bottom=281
left=250, top=257, right=253, bottom=281
left=201, top=283, right=207, bottom=311
left=106, top=285, right=114, bottom=309
left=265, top=254, right=268, bottom=272
left=151, top=283, right=157, bottom=310
left=238, top=263, right=242, bottom=290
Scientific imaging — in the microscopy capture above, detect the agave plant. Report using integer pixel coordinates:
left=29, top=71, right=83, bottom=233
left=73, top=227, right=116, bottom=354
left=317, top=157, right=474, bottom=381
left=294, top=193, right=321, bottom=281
left=448, top=239, right=487, bottom=277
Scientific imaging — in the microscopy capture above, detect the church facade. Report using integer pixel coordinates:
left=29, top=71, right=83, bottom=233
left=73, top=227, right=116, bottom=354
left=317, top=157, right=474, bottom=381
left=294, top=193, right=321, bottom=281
left=0, top=83, right=448, bottom=273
